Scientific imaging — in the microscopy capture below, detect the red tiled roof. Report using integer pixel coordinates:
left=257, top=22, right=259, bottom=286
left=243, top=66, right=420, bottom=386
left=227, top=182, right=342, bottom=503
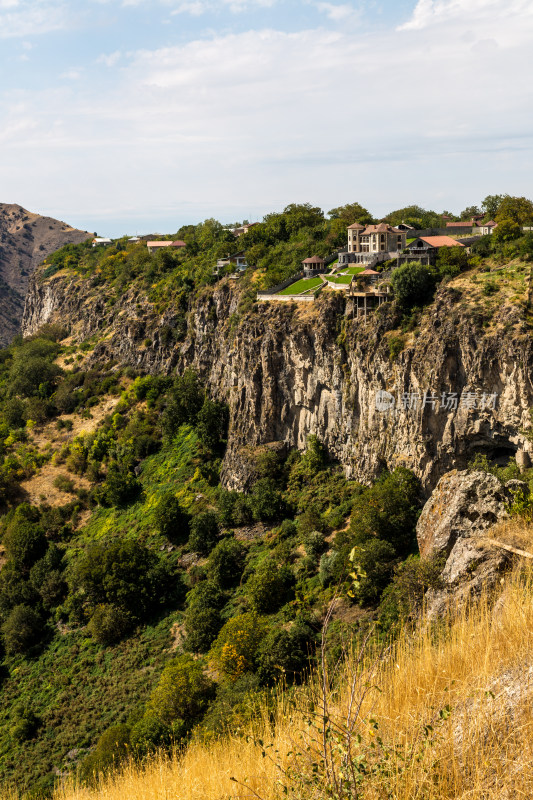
left=172, top=240, right=186, bottom=246
left=360, top=268, right=379, bottom=275
left=302, top=255, right=324, bottom=263
left=419, top=236, right=465, bottom=248
left=347, top=222, right=365, bottom=230
left=446, top=221, right=473, bottom=227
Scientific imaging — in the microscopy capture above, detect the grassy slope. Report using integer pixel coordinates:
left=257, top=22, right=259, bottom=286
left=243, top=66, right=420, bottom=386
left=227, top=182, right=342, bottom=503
left=51, top=552, right=533, bottom=800
left=0, top=425, right=209, bottom=795
left=277, top=277, right=323, bottom=295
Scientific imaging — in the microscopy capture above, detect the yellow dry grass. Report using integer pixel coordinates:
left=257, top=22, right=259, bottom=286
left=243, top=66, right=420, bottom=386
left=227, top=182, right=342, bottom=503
left=47, top=560, right=533, bottom=800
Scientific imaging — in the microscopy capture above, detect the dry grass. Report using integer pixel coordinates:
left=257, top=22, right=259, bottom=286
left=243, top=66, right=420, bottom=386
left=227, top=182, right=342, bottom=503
left=46, top=560, right=533, bottom=800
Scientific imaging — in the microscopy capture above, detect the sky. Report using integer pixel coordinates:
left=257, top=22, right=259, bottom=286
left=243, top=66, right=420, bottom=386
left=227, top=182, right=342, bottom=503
left=0, top=0, right=532, bottom=236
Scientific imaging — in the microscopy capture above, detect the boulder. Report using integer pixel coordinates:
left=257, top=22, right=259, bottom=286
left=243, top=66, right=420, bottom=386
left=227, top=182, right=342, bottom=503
left=416, top=470, right=509, bottom=560
left=417, top=470, right=527, bottom=618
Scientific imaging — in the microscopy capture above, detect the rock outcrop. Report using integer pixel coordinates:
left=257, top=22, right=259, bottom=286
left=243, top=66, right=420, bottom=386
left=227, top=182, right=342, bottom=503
left=22, top=269, right=533, bottom=494
left=417, top=470, right=528, bottom=617
left=0, top=203, right=91, bottom=345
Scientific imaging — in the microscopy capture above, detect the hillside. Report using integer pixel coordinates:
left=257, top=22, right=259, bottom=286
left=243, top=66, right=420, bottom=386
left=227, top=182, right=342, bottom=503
left=22, top=230, right=533, bottom=496
left=0, top=204, right=91, bottom=346
left=0, top=201, right=532, bottom=797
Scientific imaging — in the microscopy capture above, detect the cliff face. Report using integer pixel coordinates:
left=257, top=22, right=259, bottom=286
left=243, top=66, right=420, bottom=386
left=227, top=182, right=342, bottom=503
left=0, top=203, right=91, bottom=345
left=22, top=269, right=533, bottom=495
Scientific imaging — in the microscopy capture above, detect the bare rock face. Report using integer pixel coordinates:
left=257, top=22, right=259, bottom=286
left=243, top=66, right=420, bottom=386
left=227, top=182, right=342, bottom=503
left=0, top=203, right=91, bottom=345
left=417, top=470, right=527, bottom=617
left=22, top=269, right=533, bottom=495
left=416, top=469, right=509, bottom=559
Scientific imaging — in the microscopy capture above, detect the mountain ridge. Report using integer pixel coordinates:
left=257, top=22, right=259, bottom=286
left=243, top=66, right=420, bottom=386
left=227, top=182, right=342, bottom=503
left=0, top=203, right=91, bottom=345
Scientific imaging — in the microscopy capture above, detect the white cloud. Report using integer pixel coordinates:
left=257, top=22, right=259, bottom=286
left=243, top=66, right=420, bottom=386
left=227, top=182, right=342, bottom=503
left=60, top=69, right=82, bottom=80
left=400, top=0, right=533, bottom=32
left=170, top=1, right=209, bottom=15
left=315, top=2, right=360, bottom=22
left=0, top=1, right=69, bottom=38
left=97, top=50, right=122, bottom=67
left=1, top=0, right=533, bottom=231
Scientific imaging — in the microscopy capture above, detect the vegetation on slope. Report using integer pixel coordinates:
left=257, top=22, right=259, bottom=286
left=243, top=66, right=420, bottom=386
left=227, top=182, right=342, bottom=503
left=48, top=555, right=533, bottom=800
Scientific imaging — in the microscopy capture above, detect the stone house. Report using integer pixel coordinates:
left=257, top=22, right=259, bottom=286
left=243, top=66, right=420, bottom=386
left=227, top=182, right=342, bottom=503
left=404, top=236, right=465, bottom=265
left=347, top=223, right=406, bottom=255
left=302, top=255, right=325, bottom=277
left=146, top=240, right=186, bottom=254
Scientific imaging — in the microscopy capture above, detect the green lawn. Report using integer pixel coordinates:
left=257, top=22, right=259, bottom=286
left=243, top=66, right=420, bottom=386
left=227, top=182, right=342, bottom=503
left=406, top=238, right=416, bottom=244
left=327, top=274, right=352, bottom=284
left=342, top=266, right=365, bottom=275
left=277, top=277, right=323, bottom=295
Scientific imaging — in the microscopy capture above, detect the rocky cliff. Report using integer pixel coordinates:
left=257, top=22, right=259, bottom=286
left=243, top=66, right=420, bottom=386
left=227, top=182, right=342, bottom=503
left=22, top=268, right=533, bottom=495
left=0, top=203, right=91, bottom=345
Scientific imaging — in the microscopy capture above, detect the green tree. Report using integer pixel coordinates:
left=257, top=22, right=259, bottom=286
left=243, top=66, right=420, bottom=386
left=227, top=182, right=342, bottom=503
left=246, top=560, right=294, bottom=613
left=249, top=478, right=284, bottom=522
left=207, top=538, right=246, bottom=589
left=147, top=655, right=215, bottom=725
left=349, top=539, right=398, bottom=605
left=184, top=606, right=222, bottom=653
left=436, top=245, right=469, bottom=279
left=492, top=218, right=522, bottom=244
left=80, top=724, right=131, bottom=783
left=68, top=539, right=178, bottom=623
left=459, top=205, right=480, bottom=220
left=3, top=520, right=47, bottom=572
left=481, top=194, right=505, bottom=218
left=349, top=468, right=420, bottom=556
left=390, top=262, right=435, bottom=308
left=257, top=621, right=314, bottom=684
left=495, top=195, right=533, bottom=225
left=189, top=511, right=219, bottom=555
left=196, top=398, right=229, bottom=451
left=209, top=612, right=268, bottom=680
left=161, top=369, right=204, bottom=439
left=2, top=604, right=43, bottom=654
left=87, top=603, right=132, bottom=645
left=154, top=492, right=190, bottom=542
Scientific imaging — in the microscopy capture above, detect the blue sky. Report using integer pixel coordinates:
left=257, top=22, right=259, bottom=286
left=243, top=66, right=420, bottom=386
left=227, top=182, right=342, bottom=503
left=0, top=0, right=532, bottom=235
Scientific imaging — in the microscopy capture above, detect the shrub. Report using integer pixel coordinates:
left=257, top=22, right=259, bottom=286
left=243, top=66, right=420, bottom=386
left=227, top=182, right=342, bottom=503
left=200, top=674, right=262, bottom=735
left=130, top=715, right=176, bottom=757
left=184, top=606, right=223, bottom=653
left=2, top=397, right=26, bottom=428
left=189, top=511, right=219, bottom=555
left=349, top=539, right=398, bottom=605
left=378, top=554, right=445, bottom=629
left=349, top=468, right=420, bottom=557
left=80, top=724, right=131, bottom=783
left=249, top=478, right=284, bottom=521
left=10, top=707, right=41, bottom=743
left=196, top=398, right=229, bottom=452
left=246, top=560, right=295, bottom=613
left=97, top=463, right=141, bottom=507
left=319, top=551, right=340, bottom=588
left=87, top=603, right=133, bottom=645
left=209, top=612, right=268, bottom=680
left=257, top=621, right=314, bottom=684
left=53, top=474, right=76, bottom=493
left=0, top=564, right=38, bottom=620
left=207, top=538, right=246, bottom=589
left=147, top=655, right=215, bottom=726
left=154, top=492, right=190, bottom=543
left=3, top=519, right=47, bottom=572
left=298, top=505, right=325, bottom=538
left=390, top=262, right=435, bottom=308
left=2, top=604, right=43, bottom=654
left=68, top=539, right=178, bottom=622
left=303, top=530, right=327, bottom=560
